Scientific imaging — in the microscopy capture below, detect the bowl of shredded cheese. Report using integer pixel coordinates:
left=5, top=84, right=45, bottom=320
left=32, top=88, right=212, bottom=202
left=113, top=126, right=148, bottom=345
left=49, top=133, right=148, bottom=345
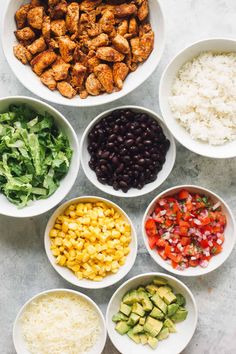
left=13, top=289, right=107, bottom=354
left=44, top=196, right=138, bottom=289
left=159, top=38, right=236, bottom=158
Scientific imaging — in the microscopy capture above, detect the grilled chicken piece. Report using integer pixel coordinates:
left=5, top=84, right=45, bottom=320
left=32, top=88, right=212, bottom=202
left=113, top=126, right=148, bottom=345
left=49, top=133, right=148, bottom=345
left=89, top=34, right=109, bottom=50
left=57, top=81, right=76, bottom=98
left=99, top=10, right=115, bottom=34
left=113, top=62, right=129, bottom=89
left=31, top=50, right=57, bottom=75
left=13, top=44, right=32, bottom=64
left=114, top=4, right=137, bottom=18
left=58, top=36, right=76, bottom=62
left=14, top=27, right=36, bottom=42
left=80, top=0, right=102, bottom=12
left=66, top=2, right=80, bottom=34
left=94, top=64, right=113, bottom=93
left=96, top=47, right=125, bottom=62
left=27, top=37, right=47, bottom=55
left=42, top=16, right=51, bottom=40
left=137, top=0, right=149, bottom=21
left=27, top=7, right=44, bottom=30
left=48, top=0, right=60, bottom=5
left=15, top=4, right=31, bottom=29
left=49, top=1, right=67, bottom=20
left=70, top=63, right=87, bottom=90
left=40, top=69, right=57, bottom=90
left=117, top=19, right=128, bottom=36
left=129, top=17, right=138, bottom=35
left=52, top=56, right=70, bottom=81
left=51, top=19, right=66, bottom=36
left=85, top=73, right=102, bottom=96
left=112, top=34, right=130, bottom=54
left=87, top=56, right=101, bottom=73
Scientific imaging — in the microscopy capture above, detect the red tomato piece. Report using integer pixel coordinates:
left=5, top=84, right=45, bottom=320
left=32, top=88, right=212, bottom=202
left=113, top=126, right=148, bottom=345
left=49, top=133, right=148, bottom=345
left=189, top=260, right=199, bottom=267
left=158, top=249, right=168, bottom=260
left=148, top=236, right=157, bottom=249
left=178, top=189, right=189, bottom=200
left=156, top=239, right=167, bottom=248
left=180, top=237, right=191, bottom=246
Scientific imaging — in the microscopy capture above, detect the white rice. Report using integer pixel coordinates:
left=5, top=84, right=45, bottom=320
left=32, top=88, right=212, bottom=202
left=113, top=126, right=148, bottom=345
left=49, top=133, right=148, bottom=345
left=169, top=52, right=236, bottom=145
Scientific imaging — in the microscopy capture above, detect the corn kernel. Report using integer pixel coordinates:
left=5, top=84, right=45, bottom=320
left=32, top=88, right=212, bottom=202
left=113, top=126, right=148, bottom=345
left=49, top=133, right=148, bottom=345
left=49, top=229, right=58, bottom=237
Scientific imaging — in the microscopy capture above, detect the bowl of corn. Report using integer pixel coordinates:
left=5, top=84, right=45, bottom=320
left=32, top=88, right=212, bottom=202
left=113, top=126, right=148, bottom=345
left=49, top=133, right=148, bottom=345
left=44, top=196, right=138, bottom=289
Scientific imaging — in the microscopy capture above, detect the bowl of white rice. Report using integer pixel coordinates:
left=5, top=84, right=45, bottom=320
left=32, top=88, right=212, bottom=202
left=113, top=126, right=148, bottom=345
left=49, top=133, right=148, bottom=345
left=13, top=289, right=107, bottom=354
left=159, top=38, right=236, bottom=158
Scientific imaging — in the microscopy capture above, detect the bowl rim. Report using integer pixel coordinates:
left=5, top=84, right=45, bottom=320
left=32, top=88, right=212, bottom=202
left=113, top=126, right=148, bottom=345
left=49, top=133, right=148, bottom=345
left=2, top=0, right=165, bottom=107
left=142, top=184, right=236, bottom=277
left=13, top=288, right=107, bottom=354
left=0, top=95, right=80, bottom=218
left=80, top=105, right=176, bottom=198
left=159, top=37, right=236, bottom=159
left=44, top=195, right=138, bottom=289
left=106, top=271, right=198, bottom=354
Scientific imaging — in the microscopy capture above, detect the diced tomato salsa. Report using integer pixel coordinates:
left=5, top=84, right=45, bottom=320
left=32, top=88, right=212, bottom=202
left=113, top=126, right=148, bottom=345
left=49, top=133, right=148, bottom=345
left=145, top=189, right=226, bottom=270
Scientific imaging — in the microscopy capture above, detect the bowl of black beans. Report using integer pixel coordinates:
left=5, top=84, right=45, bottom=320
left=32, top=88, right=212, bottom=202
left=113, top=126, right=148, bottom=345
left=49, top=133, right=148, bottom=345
left=81, top=106, right=176, bottom=197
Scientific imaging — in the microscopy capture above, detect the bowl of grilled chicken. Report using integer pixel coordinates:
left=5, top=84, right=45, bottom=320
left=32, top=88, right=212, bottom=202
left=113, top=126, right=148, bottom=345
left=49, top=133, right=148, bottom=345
left=2, top=0, right=165, bottom=106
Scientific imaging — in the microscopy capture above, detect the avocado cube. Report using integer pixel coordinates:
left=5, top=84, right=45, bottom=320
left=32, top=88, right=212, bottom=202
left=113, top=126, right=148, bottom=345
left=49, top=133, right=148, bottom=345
left=153, top=277, right=168, bottom=286
left=143, top=316, right=163, bottom=337
left=138, top=290, right=148, bottom=301
left=139, top=317, right=146, bottom=325
left=146, top=284, right=159, bottom=295
left=163, top=291, right=177, bottom=305
left=120, top=303, right=132, bottom=316
left=112, top=312, right=129, bottom=322
left=163, top=318, right=176, bottom=333
left=150, top=306, right=165, bottom=320
left=147, top=336, right=158, bottom=349
left=132, top=302, right=145, bottom=317
left=137, top=286, right=145, bottom=292
left=157, top=327, right=169, bottom=340
left=171, top=308, right=188, bottom=322
left=167, top=303, right=179, bottom=317
left=142, top=296, right=153, bottom=312
left=157, top=286, right=173, bottom=299
left=176, top=293, right=186, bottom=306
left=115, top=321, right=130, bottom=335
left=127, top=329, right=140, bottom=344
left=132, top=324, right=144, bottom=334
left=140, top=333, right=148, bottom=345
left=123, top=290, right=139, bottom=305
left=151, top=293, right=167, bottom=314
left=127, top=313, right=140, bottom=326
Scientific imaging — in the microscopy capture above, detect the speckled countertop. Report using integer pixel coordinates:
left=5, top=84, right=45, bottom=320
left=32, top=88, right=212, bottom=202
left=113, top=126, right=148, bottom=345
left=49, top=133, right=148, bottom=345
left=0, top=0, right=236, bottom=353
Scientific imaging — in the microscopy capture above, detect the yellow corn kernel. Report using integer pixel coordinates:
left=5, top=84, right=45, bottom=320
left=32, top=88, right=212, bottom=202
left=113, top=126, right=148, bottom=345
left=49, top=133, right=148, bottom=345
left=49, top=229, right=58, bottom=237
left=124, top=247, right=130, bottom=255
left=76, top=272, right=83, bottom=279
left=56, top=255, right=66, bottom=266
left=62, top=222, right=69, bottom=233
left=94, top=276, right=103, bottom=281
left=64, top=240, right=72, bottom=249
left=55, top=237, right=63, bottom=246
left=52, top=249, right=60, bottom=256
left=54, top=223, right=62, bottom=230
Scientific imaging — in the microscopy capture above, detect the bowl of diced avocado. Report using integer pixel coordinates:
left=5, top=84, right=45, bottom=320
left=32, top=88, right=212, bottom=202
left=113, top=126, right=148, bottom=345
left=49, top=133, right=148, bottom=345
left=0, top=96, right=79, bottom=217
left=106, top=273, right=197, bottom=354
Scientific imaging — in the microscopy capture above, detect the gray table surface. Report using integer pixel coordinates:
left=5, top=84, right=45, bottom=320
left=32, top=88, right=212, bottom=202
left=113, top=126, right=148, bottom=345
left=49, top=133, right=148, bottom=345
left=1, top=0, right=236, bottom=353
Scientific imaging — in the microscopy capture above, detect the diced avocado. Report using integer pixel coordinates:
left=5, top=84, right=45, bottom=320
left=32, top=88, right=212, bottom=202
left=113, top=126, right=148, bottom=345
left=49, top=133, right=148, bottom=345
left=112, top=312, right=129, bottom=322
left=167, top=303, right=179, bottom=317
left=127, top=313, right=140, bottom=326
left=151, top=293, right=167, bottom=314
left=137, top=286, right=145, bottom=292
left=141, top=296, right=153, bottom=312
left=176, top=293, right=186, bottom=306
left=115, top=321, right=130, bottom=335
left=132, top=302, right=145, bottom=317
left=163, top=318, right=176, bottom=333
left=139, top=317, right=146, bottom=325
left=157, top=327, right=169, bottom=340
left=127, top=329, right=140, bottom=344
left=147, top=336, right=158, bottom=349
left=140, top=333, right=148, bottom=345
left=143, top=316, right=163, bottom=337
left=163, top=291, right=177, bottom=305
left=153, top=277, right=168, bottom=286
left=132, top=324, right=144, bottom=334
left=150, top=306, right=165, bottom=320
left=146, top=284, right=159, bottom=295
left=171, top=308, right=188, bottom=322
left=122, top=290, right=139, bottom=305
left=138, top=290, right=148, bottom=301
left=120, top=303, right=132, bottom=316
left=157, top=286, right=173, bottom=298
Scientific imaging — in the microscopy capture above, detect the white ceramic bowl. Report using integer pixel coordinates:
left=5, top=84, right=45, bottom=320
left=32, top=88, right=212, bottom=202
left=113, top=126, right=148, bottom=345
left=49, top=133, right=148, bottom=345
left=106, top=272, right=198, bottom=354
left=142, top=185, right=236, bottom=276
left=2, top=0, right=165, bottom=107
left=44, top=196, right=137, bottom=289
left=159, top=38, right=236, bottom=158
left=0, top=96, right=79, bottom=218
left=80, top=106, right=176, bottom=198
left=13, top=288, right=107, bottom=354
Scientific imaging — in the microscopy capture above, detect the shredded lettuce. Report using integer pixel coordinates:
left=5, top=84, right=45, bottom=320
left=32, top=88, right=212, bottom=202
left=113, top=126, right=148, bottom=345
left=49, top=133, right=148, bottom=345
left=0, top=104, right=73, bottom=207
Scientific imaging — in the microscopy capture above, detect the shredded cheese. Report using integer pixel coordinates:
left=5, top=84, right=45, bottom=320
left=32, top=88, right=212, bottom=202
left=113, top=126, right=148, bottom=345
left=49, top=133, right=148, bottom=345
left=20, top=292, right=101, bottom=354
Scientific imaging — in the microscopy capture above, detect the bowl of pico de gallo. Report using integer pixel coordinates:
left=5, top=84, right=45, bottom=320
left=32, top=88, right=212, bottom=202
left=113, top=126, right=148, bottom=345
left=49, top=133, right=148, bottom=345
left=142, top=185, right=236, bottom=276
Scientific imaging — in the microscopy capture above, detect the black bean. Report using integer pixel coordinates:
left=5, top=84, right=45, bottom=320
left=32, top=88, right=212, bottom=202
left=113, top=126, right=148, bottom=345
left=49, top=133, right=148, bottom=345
left=130, top=146, right=138, bottom=153
left=122, top=155, right=131, bottom=164
left=116, top=163, right=124, bottom=174
left=143, top=140, right=152, bottom=146
left=138, top=158, right=146, bottom=166
left=120, top=148, right=128, bottom=155
left=125, top=139, right=134, bottom=147
left=108, top=134, right=117, bottom=142
left=119, top=180, right=128, bottom=189
left=126, top=132, right=134, bottom=139
left=98, top=177, right=107, bottom=184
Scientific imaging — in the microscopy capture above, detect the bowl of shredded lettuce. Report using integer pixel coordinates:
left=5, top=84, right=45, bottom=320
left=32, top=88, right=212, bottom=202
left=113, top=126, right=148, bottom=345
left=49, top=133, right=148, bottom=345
left=0, top=96, right=79, bottom=217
